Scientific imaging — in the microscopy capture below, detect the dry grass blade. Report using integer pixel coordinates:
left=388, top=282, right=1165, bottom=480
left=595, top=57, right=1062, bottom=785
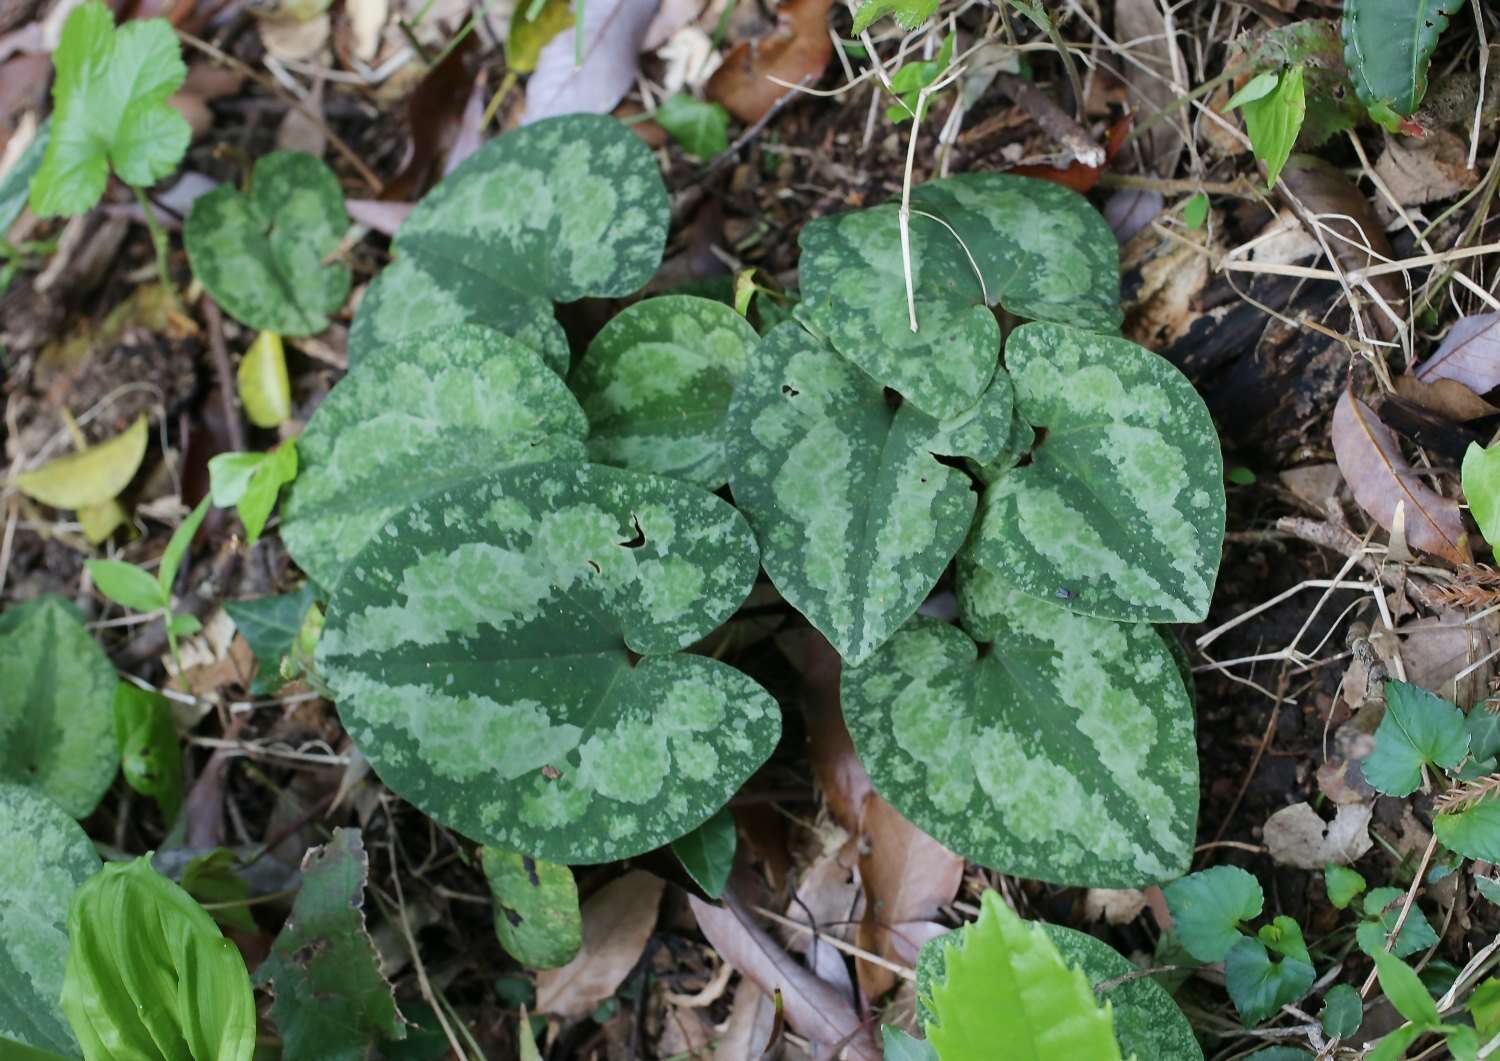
left=1330, top=389, right=1469, bottom=564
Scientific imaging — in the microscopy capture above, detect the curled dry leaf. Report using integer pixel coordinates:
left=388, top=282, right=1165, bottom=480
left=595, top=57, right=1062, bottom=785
left=1374, top=128, right=1477, bottom=207
left=1392, top=374, right=1499, bottom=423
left=1083, top=888, right=1149, bottom=926
left=714, top=979, right=777, bottom=1060
left=1263, top=802, right=1373, bottom=869
left=523, top=0, right=659, bottom=124
left=1330, top=389, right=1469, bottom=563
left=1416, top=312, right=1500, bottom=395
left=535, top=870, right=665, bottom=1020
left=706, top=0, right=832, bottom=124
left=689, top=892, right=881, bottom=1060
left=1113, top=0, right=1184, bottom=176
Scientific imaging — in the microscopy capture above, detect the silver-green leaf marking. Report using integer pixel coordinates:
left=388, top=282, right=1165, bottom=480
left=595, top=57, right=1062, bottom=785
left=570, top=295, right=759, bottom=488
left=727, top=322, right=1011, bottom=664
left=280, top=324, right=588, bottom=590
left=966, top=321, right=1225, bottom=623
left=320, top=462, right=780, bottom=863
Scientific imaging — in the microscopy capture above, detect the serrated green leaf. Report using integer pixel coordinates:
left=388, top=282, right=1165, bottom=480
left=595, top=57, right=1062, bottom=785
left=1362, top=681, right=1469, bottom=796
left=348, top=115, right=668, bottom=371
left=925, top=891, right=1123, bottom=1059
left=480, top=847, right=581, bottom=969
left=1237, top=66, right=1305, bottom=188
left=727, top=323, right=1011, bottom=663
left=1224, top=934, right=1314, bottom=1026
left=61, top=858, right=256, bottom=1061
left=86, top=559, right=167, bottom=613
left=15, top=414, right=148, bottom=510
left=255, top=829, right=406, bottom=1059
left=319, top=462, right=780, bottom=863
left=1467, top=705, right=1500, bottom=763
left=1355, top=888, right=1439, bottom=960
left=281, top=324, right=588, bottom=589
left=28, top=1, right=188, bottom=217
left=1324, top=864, right=1366, bottom=909
left=851, top=0, right=938, bottom=35
left=186, top=153, right=349, bottom=335
left=1320, top=982, right=1363, bottom=1038
left=883, top=1027, right=938, bottom=1060
left=237, top=331, right=292, bottom=428
left=794, top=173, right=1119, bottom=419
left=1162, top=865, right=1264, bottom=963
left=114, top=682, right=182, bottom=823
left=965, top=322, right=1225, bottom=623
left=655, top=94, right=730, bottom=158
left=1469, top=977, right=1500, bottom=1039
left=0, top=118, right=48, bottom=234
left=570, top=295, right=758, bottom=488
left=843, top=564, right=1197, bottom=887
left=0, top=595, right=119, bottom=817
left=0, top=782, right=100, bottom=1055
left=1435, top=794, right=1500, bottom=862
left=1372, top=947, right=1440, bottom=1027
left=1341, top=0, right=1466, bottom=117
left=225, top=585, right=318, bottom=694
left=1463, top=442, right=1500, bottom=545
left=671, top=806, right=736, bottom=898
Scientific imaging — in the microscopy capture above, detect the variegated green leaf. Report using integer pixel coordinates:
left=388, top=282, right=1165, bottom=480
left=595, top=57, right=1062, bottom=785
left=841, top=558, right=1197, bottom=887
left=280, top=324, right=588, bottom=590
left=480, top=847, right=581, bottom=968
left=570, top=295, right=758, bottom=488
left=320, top=462, right=779, bottom=863
left=0, top=595, right=119, bottom=818
left=795, top=173, right=1119, bottom=419
left=726, top=322, right=1011, bottom=663
left=348, top=114, right=669, bottom=370
left=185, top=151, right=351, bottom=336
left=967, top=321, right=1224, bottom=623
left=0, top=783, right=100, bottom=1056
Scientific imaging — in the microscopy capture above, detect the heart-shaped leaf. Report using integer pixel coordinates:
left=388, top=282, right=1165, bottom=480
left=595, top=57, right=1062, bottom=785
left=0, top=595, right=119, bottom=817
left=481, top=847, right=582, bottom=968
left=1361, top=680, right=1468, bottom=797
left=1225, top=925, right=1314, bottom=1026
left=795, top=173, right=1119, bottom=419
left=1162, top=865, right=1265, bottom=963
left=728, top=323, right=1010, bottom=663
left=570, top=294, right=759, bottom=488
left=0, top=782, right=100, bottom=1056
left=185, top=151, right=351, bottom=336
left=280, top=324, right=588, bottom=590
left=841, top=560, right=1197, bottom=887
left=348, top=114, right=669, bottom=370
left=965, top=321, right=1225, bottom=623
left=320, top=462, right=780, bottom=863
left=1356, top=886, right=1439, bottom=958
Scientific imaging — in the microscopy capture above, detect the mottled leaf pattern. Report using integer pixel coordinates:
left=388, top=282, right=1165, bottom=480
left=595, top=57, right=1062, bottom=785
left=280, top=324, right=588, bottom=590
left=185, top=152, right=351, bottom=335
left=0, top=783, right=100, bottom=1055
left=320, top=462, right=779, bottom=863
left=0, top=596, right=119, bottom=817
left=967, top=322, right=1225, bottom=623
left=842, top=558, right=1197, bottom=886
left=795, top=173, right=1119, bottom=418
left=570, top=295, right=759, bottom=488
left=481, top=847, right=582, bottom=968
left=728, top=323, right=1010, bottom=663
left=348, top=114, right=668, bottom=368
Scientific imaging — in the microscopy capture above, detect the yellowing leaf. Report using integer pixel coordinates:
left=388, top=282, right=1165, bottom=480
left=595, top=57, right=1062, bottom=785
left=239, top=331, right=292, bottom=428
left=15, top=415, right=148, bottom=509
left=77, top=499, right=126, bottom=543
left=507, top=0, right=574, bottom=73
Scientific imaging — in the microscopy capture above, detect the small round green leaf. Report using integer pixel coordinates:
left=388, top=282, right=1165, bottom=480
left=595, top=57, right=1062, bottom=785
left=1324, top=864, right=1367, bottom=910
left=185, top=151, right=351, bottom=336
left=349, top=114, right=668, bottom=368
left=1320, top=982, right=1363, bottom=1039
left=966, top=321, right=1225, bottom=623
left=280, top=324, right=588, bottom=590
left=570, top=295, right=759, bottom=488
left=320, top=462, right=780, bottom=863
left=671, top=807, right=736, bottom=898
left=842, top=563, right=1197, bottom=887
left=481, top=847, right=581, bottom=968
left=727, top=323, right=1010, bottom=663
left=0, top=783, right=100, bottom=1055
left=0, top=595, right=119, bottom=817
left=1162, top=865, right=1264, bottom=963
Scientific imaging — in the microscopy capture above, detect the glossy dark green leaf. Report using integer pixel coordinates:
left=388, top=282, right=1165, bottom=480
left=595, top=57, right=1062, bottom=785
left=185, top=152, right=350, bottom=335
left=1320, top=983, right=1362, bottom=1039
left=480, top=847, right=581, bottom=969
left=1224, top=932, right=1314, bottom=1027
left=671, top=806, right=736, bottom=898
left=113, top=682, right=183, bottom=823
left=1341, top=0, right=1466, bottom=116
left=1162, top=865, right=1264, bottom=963
left=320, top=462, right=780, bottom=863
left=255, top=829, right=406, bottom=1059
left=0, top=595, right=119, bottom=817
left=0, top=783, right=100, bottom=1055
left=225, top=585, right=318, bottom=694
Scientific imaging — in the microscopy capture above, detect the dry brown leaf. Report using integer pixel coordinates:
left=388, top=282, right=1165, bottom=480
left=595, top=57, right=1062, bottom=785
left=383, top=33, right=475, bottom=201
left=781, top=835, right=859, bottom=996
left=793, top=628, right=871, bottom=833
left=522, top=0, right=659, bottom=124
left=1114, top=0, right=1184, bottom=176
left=1330, top=389, right=1469, bottom=564
left=853, top=793, right=961, bottom=1000
left=1374, top=128, right=1477, bottom=206
left=260, top=13, right=331, bottom=62
left=1392, top=374, right=1500, bottom=422
left=1263, top=801, right=1373, bottom=869
left=714, top=979, right=777, bottom=1060
left=1395, top=612, right=1496, bottom=706
left=690, top=892, right=881, bottom=1060
left=1416, top=312, right=1500, bottom=395
left=1082, top=888, right=1148, bottom=926
left=1278, top=462, right=1344, bottom=512
left=706, top=0, right=832, bottom=124
left=536, top=870, right=665, bottom=1019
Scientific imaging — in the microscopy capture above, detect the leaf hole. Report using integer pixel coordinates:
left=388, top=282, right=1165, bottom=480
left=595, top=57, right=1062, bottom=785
left=586, top=559, right=601, bottom=574
left=883, top=387, right=904, bottom=411
left=619, top=514, right=647, bottom=550
left=502, top=906, right=524, bottom=927
left=781, top=384, right=799, bottom=398
left=522, top=855, right=541, bottom=887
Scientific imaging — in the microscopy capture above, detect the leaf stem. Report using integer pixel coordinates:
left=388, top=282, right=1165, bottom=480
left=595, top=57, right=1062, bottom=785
left=132, top=185, right=174, bottom=301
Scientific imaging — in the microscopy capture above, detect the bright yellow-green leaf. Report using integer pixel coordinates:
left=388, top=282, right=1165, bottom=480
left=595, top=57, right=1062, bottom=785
left=1234, top=66, right=1306, bottom=188
left=506, top=0, right=574, bottom=73
left=1463, top=442, right=1500, bottom=546
left=77, top=500, right=126, bottom=544
left=238, top=331, right=291, bottom=428
left=15, top=415, right=148, bottom=509
left=113, top=682, right=183, bottom=823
